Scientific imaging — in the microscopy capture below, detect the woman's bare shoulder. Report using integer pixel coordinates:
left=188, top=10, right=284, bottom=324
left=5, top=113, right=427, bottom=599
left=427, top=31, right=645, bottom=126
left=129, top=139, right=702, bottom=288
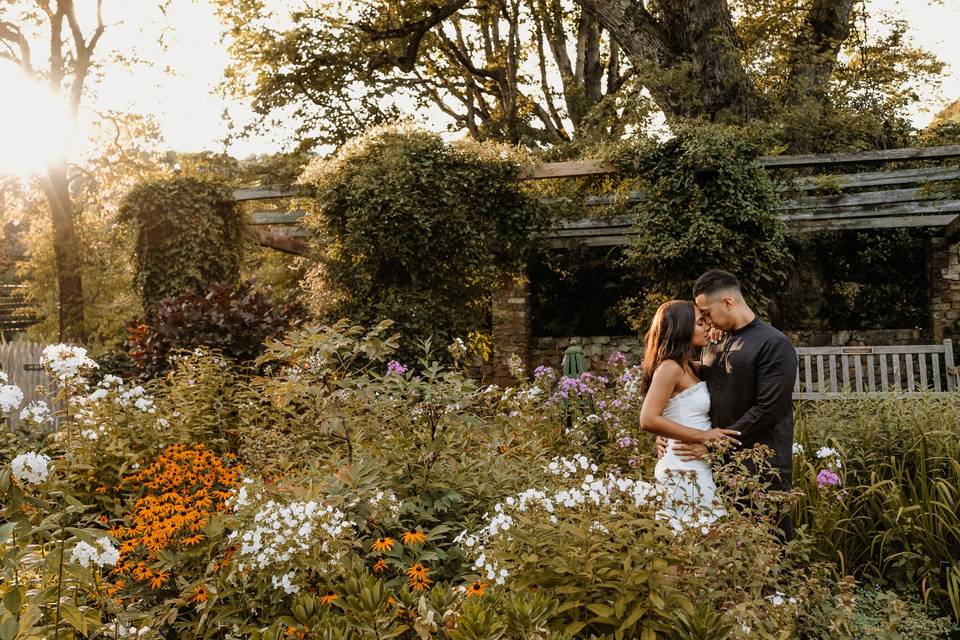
left=653, top=359, right=684, bottom=379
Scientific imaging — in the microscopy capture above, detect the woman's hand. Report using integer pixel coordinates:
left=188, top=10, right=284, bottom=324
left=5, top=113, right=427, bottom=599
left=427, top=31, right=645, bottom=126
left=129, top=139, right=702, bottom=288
left=697, top=428, right=741, bottom=446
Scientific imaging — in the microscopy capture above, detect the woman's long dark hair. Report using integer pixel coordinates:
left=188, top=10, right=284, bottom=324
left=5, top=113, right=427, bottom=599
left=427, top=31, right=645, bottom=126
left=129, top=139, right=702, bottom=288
left=640, top=300, right=696, bottom=395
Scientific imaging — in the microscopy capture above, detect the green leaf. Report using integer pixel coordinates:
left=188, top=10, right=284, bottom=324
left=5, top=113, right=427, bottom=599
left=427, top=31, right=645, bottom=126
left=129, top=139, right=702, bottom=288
left=60, top=603, right=88, bottom=636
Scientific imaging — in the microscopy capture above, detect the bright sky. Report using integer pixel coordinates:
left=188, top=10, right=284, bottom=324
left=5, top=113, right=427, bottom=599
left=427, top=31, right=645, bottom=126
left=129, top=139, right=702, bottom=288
left=19, top=0, right=960, bottom=159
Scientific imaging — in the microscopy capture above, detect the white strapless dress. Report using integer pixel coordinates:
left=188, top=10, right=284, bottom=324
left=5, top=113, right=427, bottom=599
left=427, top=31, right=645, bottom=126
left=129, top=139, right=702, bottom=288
left=653, top=381, right=720, bottom=527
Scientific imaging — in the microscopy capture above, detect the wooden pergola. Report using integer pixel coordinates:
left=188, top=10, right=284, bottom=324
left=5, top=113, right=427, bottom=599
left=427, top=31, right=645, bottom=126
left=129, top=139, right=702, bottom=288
left=235, top=144, right=960, bottom=256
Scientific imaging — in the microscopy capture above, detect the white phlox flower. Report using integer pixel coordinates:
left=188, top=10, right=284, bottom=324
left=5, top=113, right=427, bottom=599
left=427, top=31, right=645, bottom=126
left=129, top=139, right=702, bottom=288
left=0, top=383, right=23, bottom=413
left=19, top=401, right=53, bottom=426
left=40, top=344, right=98, bottom=380
left=70, top=536, right=119, bottom=569
left=11, top=451, right=51, bottom=484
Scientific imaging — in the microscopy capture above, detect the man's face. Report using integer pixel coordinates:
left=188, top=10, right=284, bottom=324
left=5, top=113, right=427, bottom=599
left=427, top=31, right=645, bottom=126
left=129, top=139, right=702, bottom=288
left=695, top=293, right=736, bottom=331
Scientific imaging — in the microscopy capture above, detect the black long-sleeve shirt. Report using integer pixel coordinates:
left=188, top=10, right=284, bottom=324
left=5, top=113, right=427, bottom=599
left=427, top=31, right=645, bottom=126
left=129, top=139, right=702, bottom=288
left=700, top=317, right=797, bottom=488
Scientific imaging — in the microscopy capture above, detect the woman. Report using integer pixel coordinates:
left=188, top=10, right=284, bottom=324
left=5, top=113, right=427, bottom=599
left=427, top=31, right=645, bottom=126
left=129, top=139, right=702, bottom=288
left=639, top=300, right=740, bottom=525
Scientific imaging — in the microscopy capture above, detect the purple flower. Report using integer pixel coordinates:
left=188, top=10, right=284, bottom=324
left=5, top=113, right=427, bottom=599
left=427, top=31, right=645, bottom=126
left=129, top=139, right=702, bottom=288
left=816, top=469, right=841, bottom=487
left=617, top=436, right=639, bottom=449
left=386, top=360, right=408, bottom=376
left=533, top=365, right=554, bottom=380
left=607, top=352, right=627, bottom=368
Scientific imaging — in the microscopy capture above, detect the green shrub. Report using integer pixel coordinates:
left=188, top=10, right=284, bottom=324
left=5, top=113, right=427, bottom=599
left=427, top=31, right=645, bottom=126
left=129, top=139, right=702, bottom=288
left=119, top=176, right=248, bottom=311
left=850, top=588, right=959, bottom=639
left=298, top=125, right=549, bottom=360
left=612, top=124, right=790, bottom=327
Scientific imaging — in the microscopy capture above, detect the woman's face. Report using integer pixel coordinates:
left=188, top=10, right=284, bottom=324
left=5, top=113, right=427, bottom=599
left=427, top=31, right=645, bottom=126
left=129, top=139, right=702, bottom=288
left=692, top=307, right=710, bottom=348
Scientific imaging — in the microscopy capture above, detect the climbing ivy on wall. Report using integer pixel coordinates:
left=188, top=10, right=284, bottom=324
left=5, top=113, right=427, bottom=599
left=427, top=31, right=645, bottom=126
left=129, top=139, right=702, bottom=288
left=119, top=177, right=248, bottom=312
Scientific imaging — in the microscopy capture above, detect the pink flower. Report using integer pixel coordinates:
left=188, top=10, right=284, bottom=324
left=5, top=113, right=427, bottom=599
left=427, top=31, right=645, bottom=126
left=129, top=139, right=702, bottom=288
left=386, top=360, right=408, bottom=375
left=816, top=468, right=841, bottom=487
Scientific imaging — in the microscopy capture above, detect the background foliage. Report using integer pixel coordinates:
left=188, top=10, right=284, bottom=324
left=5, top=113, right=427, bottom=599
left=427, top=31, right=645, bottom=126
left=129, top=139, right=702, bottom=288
left=612, top=125, right=790, bottom=328
left=299, top=126, right=550, bottom=359
left=125, top=280, right=301, bottom=379
left=118, top=176, right=248, bottom=312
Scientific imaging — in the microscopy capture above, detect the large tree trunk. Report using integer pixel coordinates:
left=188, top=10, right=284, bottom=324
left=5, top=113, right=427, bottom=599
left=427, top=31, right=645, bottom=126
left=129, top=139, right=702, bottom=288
left=574, top=0, right=766, bottom=123
left=40, top=159, right=86, bottom=343
left=781, top=0, right=856, bottom=151
left=784, top=0, right=855, bottom=104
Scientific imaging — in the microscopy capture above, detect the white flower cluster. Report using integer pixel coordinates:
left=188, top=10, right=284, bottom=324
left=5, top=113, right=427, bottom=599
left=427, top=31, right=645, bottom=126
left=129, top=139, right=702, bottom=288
left=546, top=454, right=598, bottom=478
left=11, top=451, right=51, bottom=485
left=70, top=536, right=120, bottom=569
left=367, top=489, right=402, bottom=519
left=19, top=401, right=53, bottom=426
left=271, top=572, right=299, bottom=594
left=112, top=624, right=151, bottom=638
left=40, top=344, right=98, bottom=380
left=229, top=499, right=355, bottom=585
left=815, top=446, right=843, bottom=469
left=766, top=591, right=798, bottom=607
left=0, top=383, right=23, bottom=413
left=792, top=442, right=804, bottom=455
left=456, top=458, right=663, bottom=587
left=114, top=384, right=156, bottom=414
left=73, top=375, right=158, bottom=429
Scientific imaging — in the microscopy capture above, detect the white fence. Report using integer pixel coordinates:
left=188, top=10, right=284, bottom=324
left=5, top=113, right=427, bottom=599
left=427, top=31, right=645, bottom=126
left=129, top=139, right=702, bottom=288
left=0, top=341, right=56, bottom=431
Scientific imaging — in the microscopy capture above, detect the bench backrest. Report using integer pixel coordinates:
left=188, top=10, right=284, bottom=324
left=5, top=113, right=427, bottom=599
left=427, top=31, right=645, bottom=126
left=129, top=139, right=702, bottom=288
left=794, top=340, right=957, bottom=399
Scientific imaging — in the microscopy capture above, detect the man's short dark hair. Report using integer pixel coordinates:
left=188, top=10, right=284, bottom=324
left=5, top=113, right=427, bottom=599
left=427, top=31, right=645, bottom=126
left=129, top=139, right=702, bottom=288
left=693, top=269, right=741, bottom=298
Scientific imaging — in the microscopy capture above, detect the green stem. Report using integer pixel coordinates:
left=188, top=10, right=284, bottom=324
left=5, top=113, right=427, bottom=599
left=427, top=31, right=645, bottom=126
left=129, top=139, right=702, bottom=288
left=12, top=530, right=20, bottom=623
left=54, top=515, right=66, bottom=640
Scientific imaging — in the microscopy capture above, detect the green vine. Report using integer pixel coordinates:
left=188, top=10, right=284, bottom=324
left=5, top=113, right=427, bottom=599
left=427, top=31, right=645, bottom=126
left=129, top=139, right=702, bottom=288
left=118, top=176, right=248, bottom=311
left=609, top=124, right=790, bottom=327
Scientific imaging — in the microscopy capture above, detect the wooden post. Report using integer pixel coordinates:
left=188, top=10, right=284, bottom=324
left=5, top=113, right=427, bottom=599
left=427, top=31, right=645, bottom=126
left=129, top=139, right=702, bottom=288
left=945, top=339, right=956, bottom=392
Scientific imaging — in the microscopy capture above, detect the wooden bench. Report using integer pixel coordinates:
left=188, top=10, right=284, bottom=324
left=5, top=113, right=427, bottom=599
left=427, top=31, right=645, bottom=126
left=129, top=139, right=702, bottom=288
left=793, top=340, right=958, bottom=399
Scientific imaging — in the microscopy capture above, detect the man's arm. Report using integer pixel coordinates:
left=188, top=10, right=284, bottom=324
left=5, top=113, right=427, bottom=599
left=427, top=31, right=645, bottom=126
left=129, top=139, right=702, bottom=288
left=729, top=337, right=797, bottom=441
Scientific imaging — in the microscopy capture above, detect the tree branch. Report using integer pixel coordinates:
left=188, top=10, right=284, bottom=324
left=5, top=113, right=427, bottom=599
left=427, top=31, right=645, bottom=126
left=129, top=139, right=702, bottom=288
left=358, top=0, right=469, bottom=72
left=0, top=20, right=34, bottom=74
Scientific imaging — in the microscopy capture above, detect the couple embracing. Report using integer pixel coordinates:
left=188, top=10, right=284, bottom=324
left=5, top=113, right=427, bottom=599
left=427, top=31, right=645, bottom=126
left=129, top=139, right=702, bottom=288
left=638, top=270, right=797, bottom=540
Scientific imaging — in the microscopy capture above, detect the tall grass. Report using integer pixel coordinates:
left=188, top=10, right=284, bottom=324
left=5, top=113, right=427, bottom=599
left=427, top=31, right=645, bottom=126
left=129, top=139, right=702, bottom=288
left=793, top=394, right=960, bottom=621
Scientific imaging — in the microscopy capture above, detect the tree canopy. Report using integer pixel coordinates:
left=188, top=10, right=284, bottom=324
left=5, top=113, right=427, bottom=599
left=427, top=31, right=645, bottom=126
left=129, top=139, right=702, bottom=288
left=214, top=0, right=945, bottom=153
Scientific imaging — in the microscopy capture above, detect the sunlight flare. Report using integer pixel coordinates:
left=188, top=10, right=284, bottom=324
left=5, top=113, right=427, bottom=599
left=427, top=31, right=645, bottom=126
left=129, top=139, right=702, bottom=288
left=0, top=66, right=75, bottom=177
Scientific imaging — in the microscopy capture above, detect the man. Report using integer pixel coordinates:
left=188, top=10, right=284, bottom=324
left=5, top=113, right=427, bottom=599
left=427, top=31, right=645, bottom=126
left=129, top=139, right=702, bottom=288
left=658, top=269, right=797, bottom=540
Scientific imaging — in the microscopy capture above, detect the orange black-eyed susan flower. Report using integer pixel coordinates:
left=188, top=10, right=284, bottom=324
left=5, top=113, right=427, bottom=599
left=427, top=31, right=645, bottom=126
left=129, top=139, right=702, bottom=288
left=371, top=536, right=395, bottom=553
left=409, top=575, right=432, bottom=591
left=401, top=530, right=428, bottom=546
left=115, top=445, right=242, bottom=586
left=320, top=593, right=338, bottom=606
left=405, top=564, right=429, bottom=581
left=191, top=586, right=209, bottom=603
left=466, top=581, right=487, bottom=597
left=373, top=558, right=389, bottom=573
left=149, top=570, right=170, bottom=590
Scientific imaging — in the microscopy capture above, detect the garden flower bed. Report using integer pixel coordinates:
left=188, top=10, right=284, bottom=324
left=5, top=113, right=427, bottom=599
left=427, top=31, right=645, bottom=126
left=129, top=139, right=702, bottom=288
left=0, top=326, right=957, bottom=639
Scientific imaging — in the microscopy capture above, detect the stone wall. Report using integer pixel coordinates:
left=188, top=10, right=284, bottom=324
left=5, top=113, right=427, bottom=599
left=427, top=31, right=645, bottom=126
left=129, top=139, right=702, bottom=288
left=491, top=277, right=531, bottom=386
left=493, top=269, right=944, bottom=384
left=530, top=335, right=642, bottom=373
left=528, top=328, right=929, bottom=376
left=930, top=237, right=960, bottom=341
